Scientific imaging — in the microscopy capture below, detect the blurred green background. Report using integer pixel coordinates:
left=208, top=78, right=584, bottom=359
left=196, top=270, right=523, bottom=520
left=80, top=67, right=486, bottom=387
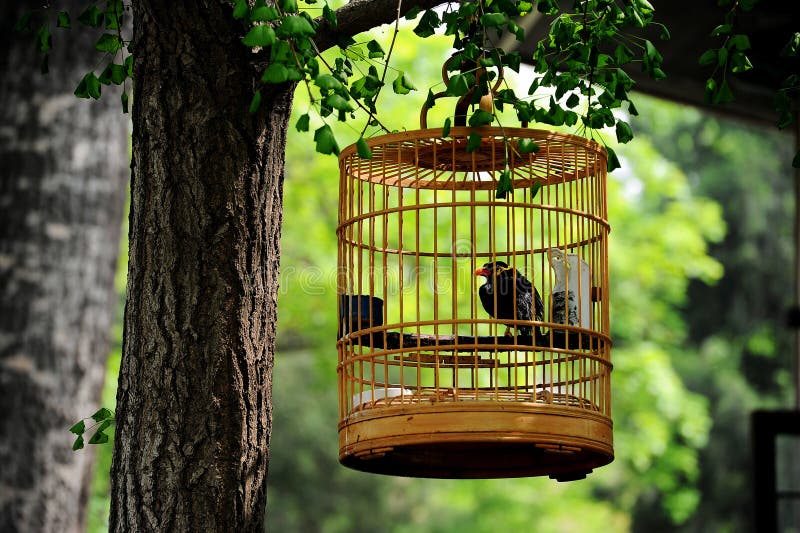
left=86, top=27, right=795, bottom=532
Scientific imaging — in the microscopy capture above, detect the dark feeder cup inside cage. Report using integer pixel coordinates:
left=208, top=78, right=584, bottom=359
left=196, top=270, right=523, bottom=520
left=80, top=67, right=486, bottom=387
left=338, top=295, right=383, bottom=338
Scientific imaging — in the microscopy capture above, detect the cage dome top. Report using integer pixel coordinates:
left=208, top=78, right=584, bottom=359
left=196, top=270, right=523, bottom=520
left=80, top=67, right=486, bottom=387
left=340, top=127, right=607, bottom=190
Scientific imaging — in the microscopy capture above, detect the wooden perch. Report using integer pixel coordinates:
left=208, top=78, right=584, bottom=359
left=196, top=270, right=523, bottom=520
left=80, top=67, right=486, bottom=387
left=343, top=330, right=597, bottom=351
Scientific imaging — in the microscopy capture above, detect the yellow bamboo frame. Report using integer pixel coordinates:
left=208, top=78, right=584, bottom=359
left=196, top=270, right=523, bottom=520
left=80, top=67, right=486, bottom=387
left=336, top=126, right=612, bottom=479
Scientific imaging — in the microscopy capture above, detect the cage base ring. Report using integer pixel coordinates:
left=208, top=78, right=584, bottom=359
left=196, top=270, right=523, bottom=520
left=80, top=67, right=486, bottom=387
left=339, top=403, right=613, bottom=479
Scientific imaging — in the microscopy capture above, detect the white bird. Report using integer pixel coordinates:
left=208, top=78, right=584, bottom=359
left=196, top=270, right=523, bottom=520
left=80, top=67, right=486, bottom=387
left=547, top=248, right=591, bottom=328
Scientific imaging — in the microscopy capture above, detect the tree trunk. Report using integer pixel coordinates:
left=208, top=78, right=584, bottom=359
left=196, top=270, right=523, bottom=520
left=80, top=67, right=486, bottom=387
left=108, top=3, right=289, bottom=531
left=0, top=3, right=129, bottom=532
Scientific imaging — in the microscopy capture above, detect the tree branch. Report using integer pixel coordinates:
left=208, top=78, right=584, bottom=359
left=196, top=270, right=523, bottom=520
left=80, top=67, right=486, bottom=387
left=314, top=0, right=448, bottom=53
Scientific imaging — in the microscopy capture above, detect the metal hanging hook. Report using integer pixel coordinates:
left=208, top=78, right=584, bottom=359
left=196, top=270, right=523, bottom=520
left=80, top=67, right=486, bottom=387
left=419, top=53, right=509, bottom=129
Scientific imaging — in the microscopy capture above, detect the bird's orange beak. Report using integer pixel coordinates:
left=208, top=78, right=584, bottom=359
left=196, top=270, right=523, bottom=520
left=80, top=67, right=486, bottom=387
left=475, top=267, right=489, bottom=277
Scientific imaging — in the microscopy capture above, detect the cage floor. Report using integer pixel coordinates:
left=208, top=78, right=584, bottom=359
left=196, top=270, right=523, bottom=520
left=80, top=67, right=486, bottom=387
left=349, top=389, right=600, bottom=413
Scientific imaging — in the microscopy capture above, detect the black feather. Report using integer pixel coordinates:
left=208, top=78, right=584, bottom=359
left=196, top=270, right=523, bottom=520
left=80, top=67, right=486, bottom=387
left=477, top=261, right=543, bottom=337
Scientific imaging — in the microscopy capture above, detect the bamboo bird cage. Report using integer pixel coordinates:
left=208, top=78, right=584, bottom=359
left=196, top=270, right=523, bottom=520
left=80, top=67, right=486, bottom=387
left=336, top=66, right=612, bottom=481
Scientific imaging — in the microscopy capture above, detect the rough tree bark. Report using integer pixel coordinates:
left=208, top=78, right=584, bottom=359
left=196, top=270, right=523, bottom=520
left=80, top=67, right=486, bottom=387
left=0, top=2, right=129, bottom=532
left=108, top=3, right=288, bottom=531
left=108, top=1, right=441, bottom=531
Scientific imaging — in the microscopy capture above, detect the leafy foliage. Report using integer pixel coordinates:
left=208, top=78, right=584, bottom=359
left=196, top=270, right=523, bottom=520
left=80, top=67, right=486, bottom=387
left=699, top=0, right=799, bottom=164
left=232, top=0, right=670, bottom=174
left=15, top=0, right=796, bottom=170
left=18, top=0, right=668, bottom=172
left=629, top=95, right=795, bottom=531
left=15, top=1, right=133, bottom=111
left=70, top=408, right=116, bottom=451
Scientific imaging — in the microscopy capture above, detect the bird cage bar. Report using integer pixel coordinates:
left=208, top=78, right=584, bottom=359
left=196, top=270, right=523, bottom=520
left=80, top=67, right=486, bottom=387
left=337, top=127, right=612, bottom=479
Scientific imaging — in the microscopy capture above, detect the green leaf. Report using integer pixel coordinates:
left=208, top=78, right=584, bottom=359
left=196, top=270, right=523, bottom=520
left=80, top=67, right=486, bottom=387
left=324, top=93, right=353, bottom=112
left=615, top=120, right=634, bottom=144
left=730, top=52, right=753, bottom=73
left=366, top=40, right=384, bottom=59
left=504, top=51, right=522, bottom=72
left=281, top=0, right=299, bottom=12
left=69, top=420, right=86, bottom=435
left=14, top=11, right=33, bottom=32
left=711, top=24, right=731, bottom=37
left=442, top=117, right=451, bottom=138
left=713, top=79, right=734, bottom=104
left=322, top=4, right=337, bottom=28
left=110, top=64, right=126, bottom=84
left=278, top=15, right=316, bottom=38
left=496, top=167, right=513, bottom=199
left=286, top=67, right=303, bottom=82
left=91, top=407, right=114, bottom=422
left=74, top=72, right=101, bottom=99
left=778, top=111, right=794, bottom=130
left=413, top=10, right=440, bottom=38
left=740, top=0, right=758, bottom=11
left=314, top=74, right=342, bottom=91
left=356, top=136, right=373, bottom=159
left=445, top=74, right=470, bottom=97
left=233, top=0, right=249, bottom=19
left=531, top=180, right=543, bottom=200
left=614, top=44, right=634, bottom=65
left=88, top=429, right=109, bottom=445
left=480, top=13, right=507, bottom=28
left=250, top=6, right=280, bottom=21
left=781, top=32, right=800, bottom=57
left=95, top=33, right=123, bottom=53
left=699, top=49, right=717, bottom=66
left=242, top=25, right=276, bottom=47
left=468, top=109, right=493, bottom=127
left=605, top=145, right=620, bottom=172
left=72, top=435, right=84, bottom=451
left=313, top=124, right=339, bottom=155
left=537, top=0, right=559, bottom=15
left=565, top=93, right=580, bottom=108
left=262, top=63, right=289, bottom=84
left=125, top=55, right=133, bottom=77
left=105, top=0, right=124, bottom=29
left=466, top=132, right=482, bottom=153
left=270, top=39, right=291, bottom=62
left=99, top=63, right=127, bottom=85
left=717, top=46, right=728, bottom=67
left=35, top=27, right=52, bottom=54
left=793, top=150, right=800, bottom=168
left=296, top=113, right=310, bottom=132
left=121, top=91, right=129, bottom=114
left=404, top=5, right=423, bottom=19
left=644, top=40, right=663, bottom=66
left=518, top=138, right=540, bottom=154
left=424, top=88, right=437, bottom=109
left=704, top=78, right=717, bottom=103
left=249, top=90, right=262, bottom=113
left=728, top=34, right=751, bottom=51
left=78, top=5, right=103, bottom=28
left=57, top=11, right=71, bottom=29
left=392, top=72, right=416, bottom=95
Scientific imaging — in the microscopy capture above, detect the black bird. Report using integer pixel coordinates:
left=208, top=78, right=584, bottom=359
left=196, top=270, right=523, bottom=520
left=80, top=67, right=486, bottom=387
left=475, top=261, right=544, bottom=338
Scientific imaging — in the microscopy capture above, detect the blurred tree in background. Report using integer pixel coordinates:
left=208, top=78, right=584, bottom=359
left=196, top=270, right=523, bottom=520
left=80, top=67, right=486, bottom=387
left=630, top=97, right=796, bottom=532
left=83, top=23, right=794, bottom=533
left=0, top=2, right=129, bottom=531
